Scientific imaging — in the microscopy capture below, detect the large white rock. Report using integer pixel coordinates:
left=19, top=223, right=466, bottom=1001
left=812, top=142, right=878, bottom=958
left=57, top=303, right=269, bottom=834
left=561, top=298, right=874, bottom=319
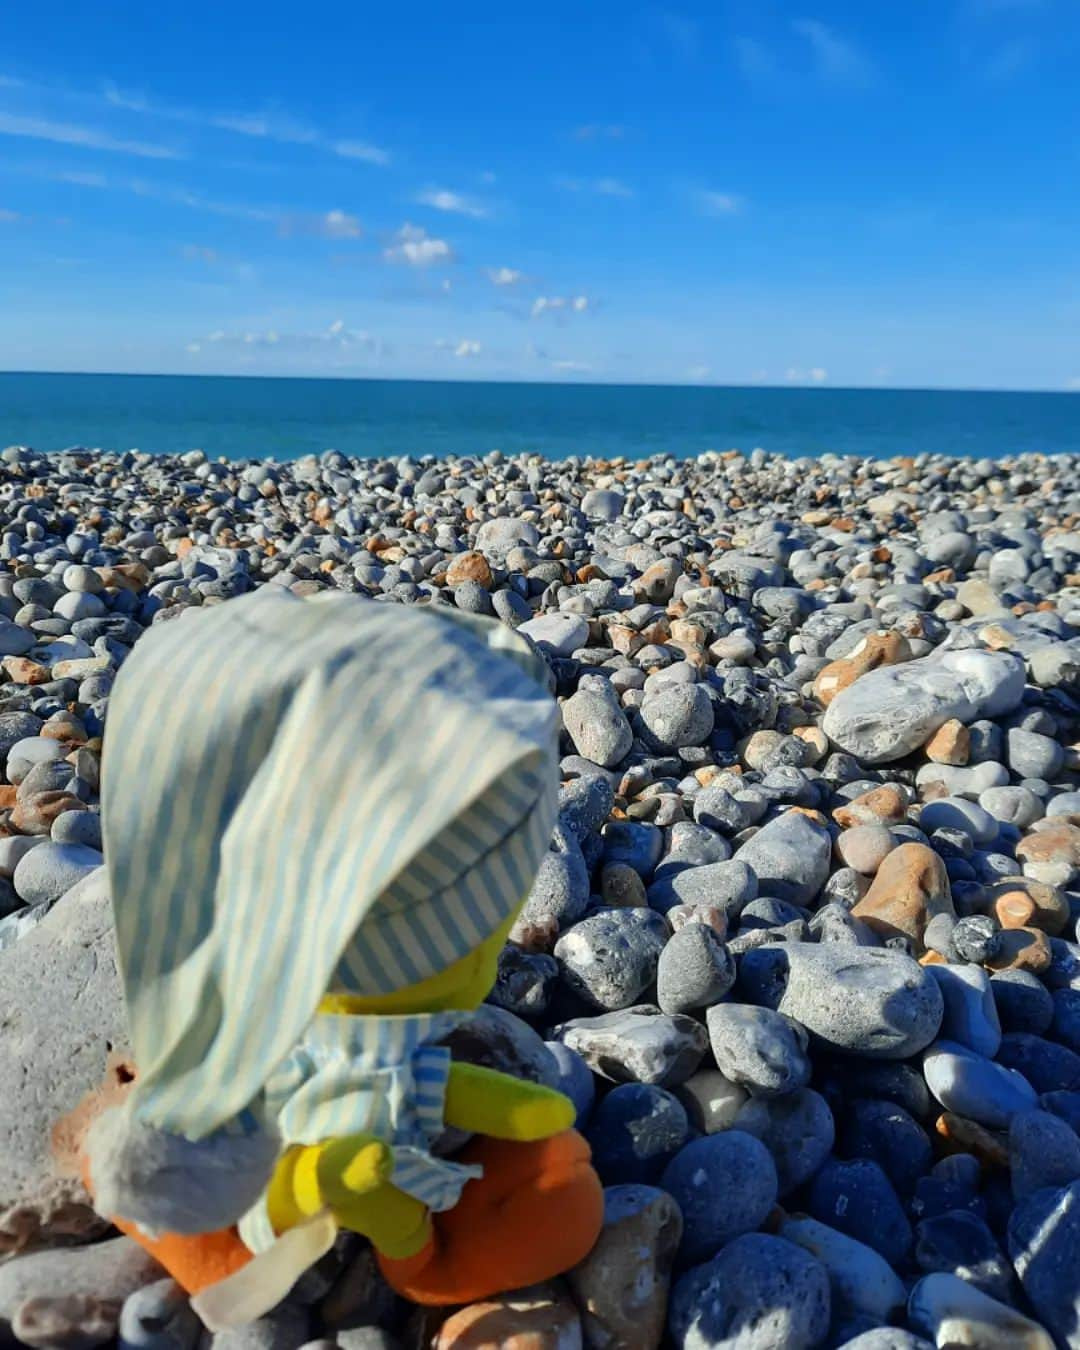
left=0, top=868, right=129, bottom=1254
left=823, top=650, right=1025, bottom=764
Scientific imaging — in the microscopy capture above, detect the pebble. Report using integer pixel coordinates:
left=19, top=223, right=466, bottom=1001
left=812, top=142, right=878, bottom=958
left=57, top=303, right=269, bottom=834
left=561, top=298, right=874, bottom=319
left=734, top=1088, right=835, bottom=1195
left=927, top=964, right=1002, bottom=1058
left=118, top=1279, right=201, bottom=1350
left=551, top=1006, right=708, bottom=1086
left=779, top=1214, right=906, bottom=1325
left=706, top=1003, right=811, bottom=1098
left=647, top=859, right=753, bottom=920
left=554, top=909, right=668, bottom=1011
left=586, top=1084, right=689, bottom=1186
left=908, top=1273, right=1054, bottom=1350
left=1008, top=1108, right=1080, bottom=1200
left=914, top=1209, right=1013, bottom=1302
left=567, top=1184, right=681, bottom=1350
left=732, top=811, right=832, bottom=906
left=1008, top=1179, right=1080, bottom=1349
left=851, top=842, right=955, bottom=952
left=738, top=943, right=945, bottom=1058
left=656, top=923, right=735, bottom=1015
left=433, top=1284, right=581, bottom=1350
left=668, top=1232, right=830, bottom=1350
left=674, top=1069, right=749, bottom=1134
left=660, top=1131, right=778, bottom=1265
left=562, top=676, right=633, bottom=768
left=808, top=1157, right=913, bottom=1265
left=922, top=1040, right=1039, bottom=1127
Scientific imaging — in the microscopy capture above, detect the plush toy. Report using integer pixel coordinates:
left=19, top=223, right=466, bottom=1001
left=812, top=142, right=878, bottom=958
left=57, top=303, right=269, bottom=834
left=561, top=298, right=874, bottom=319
left=83, top=589, right=602, bottom=1327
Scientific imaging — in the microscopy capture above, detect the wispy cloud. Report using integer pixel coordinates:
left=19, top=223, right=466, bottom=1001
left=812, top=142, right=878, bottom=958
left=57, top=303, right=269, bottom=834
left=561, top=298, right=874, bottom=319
left=191, top=319, right=380, bottom=355
left=785, top=366, right=829, bottom=384
left=128, top=177, right=278, bottom=222
left=102, top=80, right=391, bottom=164
left=556, top=175, right=634, bottom=198
left=0, top=110, right=183, bottom=159
left=488, top=266, right=526, bottom=286
left=416, top=187, right=489, bottom=219
left=983, top=38, right=1038, bottom=80
left=552, top=359, right=593, bottom=372
left=573, top=123, right=625, bottom=140
left=699, top=190, right=743, bottom=215
left=279, top=208, right=363, bottom=239
left=437, top=338, right=482, bottom=358
left=737, top=21, right=876, bottom=90
left=532, top=295, right=591, bottom=317
left=792, top=19, right=877, bottom=87
left=384, top=223, right=453, bottom=266
left=686, top=364, right=710, bottom=381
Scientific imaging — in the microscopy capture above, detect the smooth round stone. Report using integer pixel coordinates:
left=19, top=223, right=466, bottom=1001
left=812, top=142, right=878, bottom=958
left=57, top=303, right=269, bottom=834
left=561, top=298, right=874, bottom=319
left=12, top=841, right=103, bottom=907
left=923, top=1040, right=1039, bottom=1127
left=733, top=811, right=832, bottom=906
left=118, top=1278, right=201, bottom=1350
left=914, top=1209, right=1012, bottom=1302
left=734, top=1088, right=834, bottom=1196
left=951, top=914, right=1001, bottom=964
left=779, top=1214, right=906, bottom=1325
left=693, top=785, right=759, bottom=835
left=660, top=1132, right=778, bottom=1265
left=586, top=1083, right=689, bottom=1185
left=980, top=786, right=1045, bottom=829
left=62, top=564, right=105, bottom=595
left=927, top=963, right=1002, bottom=1058
left=544, top=1041, right=594, bottom=1127
left=668, top=1233, right=830, bottom=1350
left=908, top=1273, right=1055, bottom=1350
left=674, top=1068, right=749, bottom=1134
left=554, top=909, right=668, bottom=1011
left=562, top=676, right=633, bottom=769
left=706, top=1003, right=811, bottom=1098
left=822, top=650, right=1024, bottom=765
left=647, top=859, right=755, bottom=920
left=739, top=896, right=808, bottom=934
left=656, top=923, right=735, bottom=1015
left=808, top=1157, right=913, bottom=1265
left=602, top=820, right=664, bottom=879
left=518, top=611, right=589, bottom=656
left=996, top=1031, right=1080, bottom=1093
left=841, top=1098, right=933, bottom=1198
left=1048, top=791, right=1080, bottom=819
left=918, top=760, right=1011, bottom=799
left=5, top=736, right=65, bottom=785
left=920, top=797, right=998, bottom=845
left=837, top=823, right=896, bottom=875
left=1009, top=1108, right=1080, bottom=1200
left=515, top=826, right=589, bottom=939
left=639, top=684, right=714, bottom=752
left=559, top=774, right=616, bottom=841
left=1007, top=728, right=1065, bottom=782
left=738, top=943, right=944, bottom=1059
left=1008, top=1179, right=1080, bottom=1348
left=53, top=590, right=107, bottom=622
left=990, top=970, right=1054, bottom=1034
left=0, top=835, right=47, bottom=878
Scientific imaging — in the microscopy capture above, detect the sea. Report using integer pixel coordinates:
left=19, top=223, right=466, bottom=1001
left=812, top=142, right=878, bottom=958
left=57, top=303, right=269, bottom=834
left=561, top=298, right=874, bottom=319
left=2, top=372, right=1080, bottom=462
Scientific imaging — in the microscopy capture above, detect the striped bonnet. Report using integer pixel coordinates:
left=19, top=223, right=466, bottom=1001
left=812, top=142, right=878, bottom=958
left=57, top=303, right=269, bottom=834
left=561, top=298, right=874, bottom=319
left=94, top=588, right=558, bottom=1203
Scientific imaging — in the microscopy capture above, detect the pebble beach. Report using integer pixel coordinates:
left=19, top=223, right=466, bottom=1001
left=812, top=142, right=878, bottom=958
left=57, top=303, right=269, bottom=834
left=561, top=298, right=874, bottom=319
left=4, top=442, right=1080, bottom=1349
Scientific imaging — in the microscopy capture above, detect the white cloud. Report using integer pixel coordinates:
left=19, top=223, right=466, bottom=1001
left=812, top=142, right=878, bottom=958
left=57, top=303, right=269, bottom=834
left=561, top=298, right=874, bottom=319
left=785, top=366, right=829, bottom=384
left=552, top=359, right=592, bottom=372
left=699, top=190, right=742, bottom=215
left=103, top=81, right=392, bottom=165
left=0, top=111, right=183, bottom=159
left=198, top=320, right=378, bottom=353
left=278, top=209, right=362, bottom=238
left=488, top=266, right=525, bottom=286
left=417, top=187, right=489, bottom=219
left=532, top=295, right=591, bottom=317
left=384, top=223, right=453, bottom=266
left=573, top=123, right=625, bottom=140
left=557, top=176, right=634, bottom=199
left=186, top=342, right=202, bottom=353
left=454, top=339, right=481, bottom=358
left=687, top=364, right=710, bottom=380
left=331, top=140, right=391, bottom=165
left=792, top=19, right=876, bottom=87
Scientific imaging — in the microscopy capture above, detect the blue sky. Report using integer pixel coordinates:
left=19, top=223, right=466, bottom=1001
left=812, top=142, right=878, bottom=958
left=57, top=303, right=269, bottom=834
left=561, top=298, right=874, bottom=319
left=1, top=0, right=1078, bottom=389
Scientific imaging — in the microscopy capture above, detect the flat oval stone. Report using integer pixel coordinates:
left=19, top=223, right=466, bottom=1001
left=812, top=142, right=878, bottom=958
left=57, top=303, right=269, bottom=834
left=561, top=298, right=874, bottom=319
left=922, top=1040, right=1039, bottom=1127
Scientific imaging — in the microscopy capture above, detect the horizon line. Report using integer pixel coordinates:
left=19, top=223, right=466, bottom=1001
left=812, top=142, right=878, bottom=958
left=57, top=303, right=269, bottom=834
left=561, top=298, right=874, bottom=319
left=1, top=368, right=1078, bottom=398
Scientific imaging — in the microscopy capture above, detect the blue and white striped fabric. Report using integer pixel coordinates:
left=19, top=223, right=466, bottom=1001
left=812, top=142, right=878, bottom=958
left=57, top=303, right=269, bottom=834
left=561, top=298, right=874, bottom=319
left=237, top=1010, right=481, bottom=1253
left=101, top=588, right=559, bottom=1150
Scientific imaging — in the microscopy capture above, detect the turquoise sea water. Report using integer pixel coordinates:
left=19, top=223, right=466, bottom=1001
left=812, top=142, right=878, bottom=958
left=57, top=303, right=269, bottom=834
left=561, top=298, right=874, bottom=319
left=2, top=372, right=1080, bottom=461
